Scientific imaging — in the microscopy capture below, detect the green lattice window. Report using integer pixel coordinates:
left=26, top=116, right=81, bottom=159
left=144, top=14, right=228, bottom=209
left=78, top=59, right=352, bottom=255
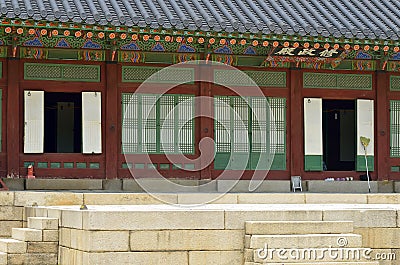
left=122, top=66, right=194, bottom=83
left=390, top=100, right=400, bottom=157
left=390, top=76, right=400, bottom=91
left=214, top=70, right=286, bottom=87
left=122, top=93, right=194, bottom=154
left=303, top=73, right=372, bottom=90
left=245, top=71, right=286, bottom=87
left=269, top=97, right=286, bottom=169
left=24, top=63, right=100, bottom=82
left=214, top=96, right=286, bottom=170
left=122, top=67, right=160, bottom=82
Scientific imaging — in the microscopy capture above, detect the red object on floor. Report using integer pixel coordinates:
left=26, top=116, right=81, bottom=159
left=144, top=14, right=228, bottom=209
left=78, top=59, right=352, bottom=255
left=0, top=179, right=8, bottom=190
left=27, top=165, right=35, bottom=179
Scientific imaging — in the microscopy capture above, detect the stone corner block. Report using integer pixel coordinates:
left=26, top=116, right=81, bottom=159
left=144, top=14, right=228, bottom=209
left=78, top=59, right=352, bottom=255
left=25, top=253, right=58, bottom=264
left=238, top=193, right=305, bottom=204
left=14, top=191, right=83, bottom=206
left=394, top=181, right=400, bottom=193
left=0, top=206, right=23, bottom=221
left=43, top=230, right=59, bottom=242
left=367, top=194, right=400, bottom=204
left=306, top=193, right=367, bottom=204
left=0, top=192, right=14, bottom=206
left=217, top=180, right=290, bottom=193
left=102, top=179, right=122, bottom=191
left=1, top=179, right=24, bottom=191
left=0, top=252, right=5, bottom=265
left=28, top=217, right=59, bottom=230
left=83, top=193, right=178, bottom=205
left=27, top=242, right=58, bottom=253
left=188, top=251, right=243, bottom=265
left=0, top=239, right=27, bottom=253
left=73, top=230, right=129, bottom=252
left=307, top=180, right=378, bottom=193
left=12, top=228, right=43, bottom=242
left=0, top=221, right=23, bottom=237
left=323, top=209, right=397, bottom=228
left=82, top=209, right=225, bottom=230
left=26, top=179, right=102, bottom=190
left=177, top=193, right=238, bottom=204
left=377, top=181, right=394, bottom=193
left=130, top=230, right=244, bottom=251
left=61, top=210, right=84, bottom=229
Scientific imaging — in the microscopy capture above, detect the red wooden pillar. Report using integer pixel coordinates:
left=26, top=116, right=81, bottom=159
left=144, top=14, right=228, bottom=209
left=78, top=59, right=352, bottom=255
left=199, top=64, right=213, bottom=179
left=6, top=57, right=20, bottom=177
left=289, top=68, right=303, bottom=177
left=105, top=61, right=118, bottom=179
left=376, top=70, right=389, bottom=180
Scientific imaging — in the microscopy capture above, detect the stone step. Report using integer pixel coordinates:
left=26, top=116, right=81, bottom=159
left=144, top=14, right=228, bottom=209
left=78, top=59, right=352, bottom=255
left=28, top=217, right=58, bottom=230
left=0, top=238, right=27, bottom=253
left=42, top=230, right=59, bottom=242
left=245, top=221, right=354, bottom=235
left=0, top=252, right=6, bottom=265
left=249, top=234, right=362, bottom=249
left=27, top=242, right=58, bottom=253
left=25, top=253, right=58, bottom=265
left=12, top=228, right=42, bottom=242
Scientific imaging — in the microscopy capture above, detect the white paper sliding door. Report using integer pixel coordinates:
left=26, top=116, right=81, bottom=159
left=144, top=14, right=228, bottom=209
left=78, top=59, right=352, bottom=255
left=356, top=99, right=374, bottom=171
left=24, top=91, right=44, bottom=153
left=82, top=92, right=102, bottom=154
left=304, top=98, right=323, bottom=171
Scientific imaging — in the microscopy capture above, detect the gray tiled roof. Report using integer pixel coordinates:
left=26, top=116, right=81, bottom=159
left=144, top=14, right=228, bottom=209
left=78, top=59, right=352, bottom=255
left=1, top=0, right=400, bottom=40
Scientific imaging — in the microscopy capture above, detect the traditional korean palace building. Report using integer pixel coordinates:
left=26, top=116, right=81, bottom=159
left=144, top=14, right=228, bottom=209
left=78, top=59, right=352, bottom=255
left=0, top=0, right=399, bottom=181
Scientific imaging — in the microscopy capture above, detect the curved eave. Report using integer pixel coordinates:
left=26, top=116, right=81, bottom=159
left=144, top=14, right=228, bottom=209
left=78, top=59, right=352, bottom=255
left=0, top=18, right=399, bottom=51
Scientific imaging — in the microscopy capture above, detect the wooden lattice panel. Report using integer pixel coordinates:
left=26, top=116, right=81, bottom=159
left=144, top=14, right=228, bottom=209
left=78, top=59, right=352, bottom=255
left=304, top=72, right=372, bottom=90
left=390, top=100, right=400, bottom=157
left=122, top=66, right=194, bottom=83
left=214, top=70, right=286, bottom=87
left=122, top=67, right=160, bottom=82
left=246, top=71, right=286, bottom=87
left=63, top=65, right=100, bottom=81
left=390, top=76, right=400, bottom=91
left=214, top=96, right=287, bottom=170
left=121, top=93, right=194, bottom=154
left=336, top=74, right=372, bottom=90
left=24, top=63, right=62, bottom=80
left=24, top=63, right=100, bottom=82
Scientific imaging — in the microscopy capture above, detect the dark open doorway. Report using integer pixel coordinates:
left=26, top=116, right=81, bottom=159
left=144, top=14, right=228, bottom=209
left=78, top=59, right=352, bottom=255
left=44, top=92, right=82, bottom=153
left=322, top=100, right=355, bottom=171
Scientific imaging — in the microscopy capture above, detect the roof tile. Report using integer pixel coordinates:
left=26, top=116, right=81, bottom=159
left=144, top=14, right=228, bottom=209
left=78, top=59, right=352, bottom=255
left=0, top=0, right=398, bottom=40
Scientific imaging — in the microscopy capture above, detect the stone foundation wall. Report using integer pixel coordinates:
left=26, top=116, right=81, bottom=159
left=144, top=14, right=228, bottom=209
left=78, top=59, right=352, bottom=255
left=2, top=178, right=400, bottom=193
left=0, top=192, right=23, bottom=237
left=0, top=191, right=400, bottom=264
left=27, top=204, right=400, bottom=265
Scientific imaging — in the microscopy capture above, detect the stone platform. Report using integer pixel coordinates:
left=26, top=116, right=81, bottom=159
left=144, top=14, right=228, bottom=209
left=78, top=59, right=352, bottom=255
left=3, top=178, right=400, bottom=193
left=26, top=203, right=400, bottom=265
left=0, top=191, right=400, bottom=264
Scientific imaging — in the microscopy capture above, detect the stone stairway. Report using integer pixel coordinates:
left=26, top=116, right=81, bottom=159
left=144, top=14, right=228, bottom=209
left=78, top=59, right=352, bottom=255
left=244, top=220, right=379, bottom=265
left=0, top=217, right=59, bottom=265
